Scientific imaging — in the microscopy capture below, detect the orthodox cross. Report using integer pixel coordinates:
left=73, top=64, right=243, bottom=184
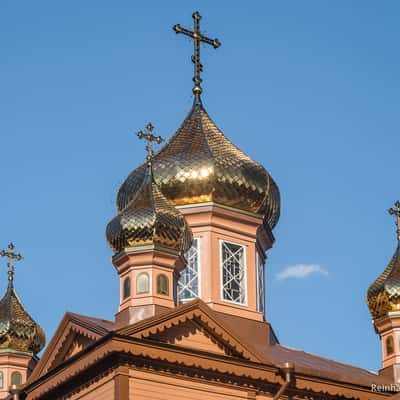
left=389, top=201, right=400, bottom=242
left=173, top=11, right=221, bottom=99
left=137, top=123, right=163, bottom=164
left=0, top=243, right=23, bottom=287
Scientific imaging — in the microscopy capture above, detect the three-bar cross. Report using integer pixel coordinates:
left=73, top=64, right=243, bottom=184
left=388, top=201, right=400, bottom=242
left=0, top=243, right=23, bottom=287
left=173, top=11, right=221, bottom=98
left=137, top=123, right=163, bottom=163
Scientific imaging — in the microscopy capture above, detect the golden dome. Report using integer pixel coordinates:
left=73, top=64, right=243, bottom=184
left=367, top=245, right=400, bottom=319
left=367, top=202, right=400, bottom=320
left=0, top=284, right=46, bottom=354
left=106, top=162, right=193, bottom=254
left=117, top=101, right=280, bottom=230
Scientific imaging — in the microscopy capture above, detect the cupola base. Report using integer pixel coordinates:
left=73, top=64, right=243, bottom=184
left=0, top=350, right=37, bottom=399
left=374, top=312, right=400, bottom=383
left=112, top=246, right=186, bottom=328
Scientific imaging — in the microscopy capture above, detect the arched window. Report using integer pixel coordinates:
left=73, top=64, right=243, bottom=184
left=123, top=277, right=131, bottom=299
left=157, top=274, right=169, bottom=296
left=178, top=238, right=200, bottom=303
left=0, top=371, right=3, bottom=388
left=386, top=336, right=394, bottom=356
left=11, top=371, right=22, bottom=386
left=137, top=273, right=150, bottom=294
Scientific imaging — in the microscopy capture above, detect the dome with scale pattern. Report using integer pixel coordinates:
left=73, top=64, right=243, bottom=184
left=106, top=162, right=193, bottom=254
left=117, top=100, right=280, bottom=231
left=0, top=284, right=46, bottom=355
left=367, top=244, right=400, bottom=320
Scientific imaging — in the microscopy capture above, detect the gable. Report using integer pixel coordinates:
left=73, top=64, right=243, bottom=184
left=29, top=312, right=114, bottom=382
left=50, top=328, right=96, bottom=368
left=147, top=319, right=234, bottom=356
left=119, top=300, right=262, bottom=362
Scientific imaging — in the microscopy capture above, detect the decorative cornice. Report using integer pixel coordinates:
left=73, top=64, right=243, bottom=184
left=176, top=201, right=262, bottom=219
left=23, top=335, right=390, bottom=400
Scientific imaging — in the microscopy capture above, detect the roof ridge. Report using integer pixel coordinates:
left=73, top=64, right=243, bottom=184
left=65, top=311, right=114, bottom=325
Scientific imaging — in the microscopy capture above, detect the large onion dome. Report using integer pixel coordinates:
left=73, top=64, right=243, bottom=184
left=0, top=284, right=46, bottom=354
left=106, top=161, right=193, bottom=254
left=367, top=203, right=400, bottom=319
left=117, top=100, right=280, bottom=230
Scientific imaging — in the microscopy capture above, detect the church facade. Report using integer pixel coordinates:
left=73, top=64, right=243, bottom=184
left=1, top=11, right=399, bottom=400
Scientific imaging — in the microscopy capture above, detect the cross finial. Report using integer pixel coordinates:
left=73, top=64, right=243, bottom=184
left=388, top=201, right=400, bottom=243
left=137, top=123, right=164, bottom=165
left=0, top=243, right=23, bottom=287
left=173, top=11, right=221, bottom=103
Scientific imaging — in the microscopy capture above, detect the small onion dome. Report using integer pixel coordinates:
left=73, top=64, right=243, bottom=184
left=117, top=101, right=280, bottom=230
left=0, top=284, right=46, bottom=354
left=106, top=163, right=193, bottom=254
left=367, top=244, right=400, bottom=320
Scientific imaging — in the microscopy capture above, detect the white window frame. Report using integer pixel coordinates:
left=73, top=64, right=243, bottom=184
left=136, top=272, right=150, bottom=294
left=178, top=237, right=201, bottom=303
left=256, top=253, right=265, bottom=314
left=220, top=239, right=248, bottom=306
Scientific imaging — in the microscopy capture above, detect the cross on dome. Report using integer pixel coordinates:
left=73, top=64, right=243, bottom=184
left=0, top=242, right=23, bottom=287
left=388, top=200, right=400, bottom=242
left=137, top=123, right=164, bottom=163
left=173, top=11, right=221, bottom=101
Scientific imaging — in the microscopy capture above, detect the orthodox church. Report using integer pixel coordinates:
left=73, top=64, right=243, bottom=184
left=1, top=10, right=400, bottom=400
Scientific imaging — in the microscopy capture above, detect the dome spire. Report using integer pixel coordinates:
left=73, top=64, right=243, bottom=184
left=0, top=242, right=22, bottom=288
left=388, top=200, right=400, bottom=243
left=173, top=11, right=221, bottom=104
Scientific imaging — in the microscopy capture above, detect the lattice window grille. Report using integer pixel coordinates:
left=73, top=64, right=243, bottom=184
left=221, top=241, right=246, bottom=304
left=178, top=238, right=200, bottom=302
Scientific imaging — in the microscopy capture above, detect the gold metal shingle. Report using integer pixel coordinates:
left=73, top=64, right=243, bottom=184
left=117, top=102, right=280, bottom=230
left=367, top=203, right=400, bottom=320
left=0, top=285, right=46, bottom=354
left=106, top=166, right=193, bottom=254
left=367, top=245, right=400, bottom=319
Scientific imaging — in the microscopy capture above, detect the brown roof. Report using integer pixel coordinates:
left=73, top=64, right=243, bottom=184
left=210, top=305, right=391, bottom=387
left=264, top=343, right=389, bottom=386
left=117, top=299, right=391, bottom=388
left=66, top=311, right=116, bottom=333
left=30, top=300, right=392, bottom=397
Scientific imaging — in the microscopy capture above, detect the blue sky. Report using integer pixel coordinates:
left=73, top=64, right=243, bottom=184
left=1, top=1, right=399, bottom=372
